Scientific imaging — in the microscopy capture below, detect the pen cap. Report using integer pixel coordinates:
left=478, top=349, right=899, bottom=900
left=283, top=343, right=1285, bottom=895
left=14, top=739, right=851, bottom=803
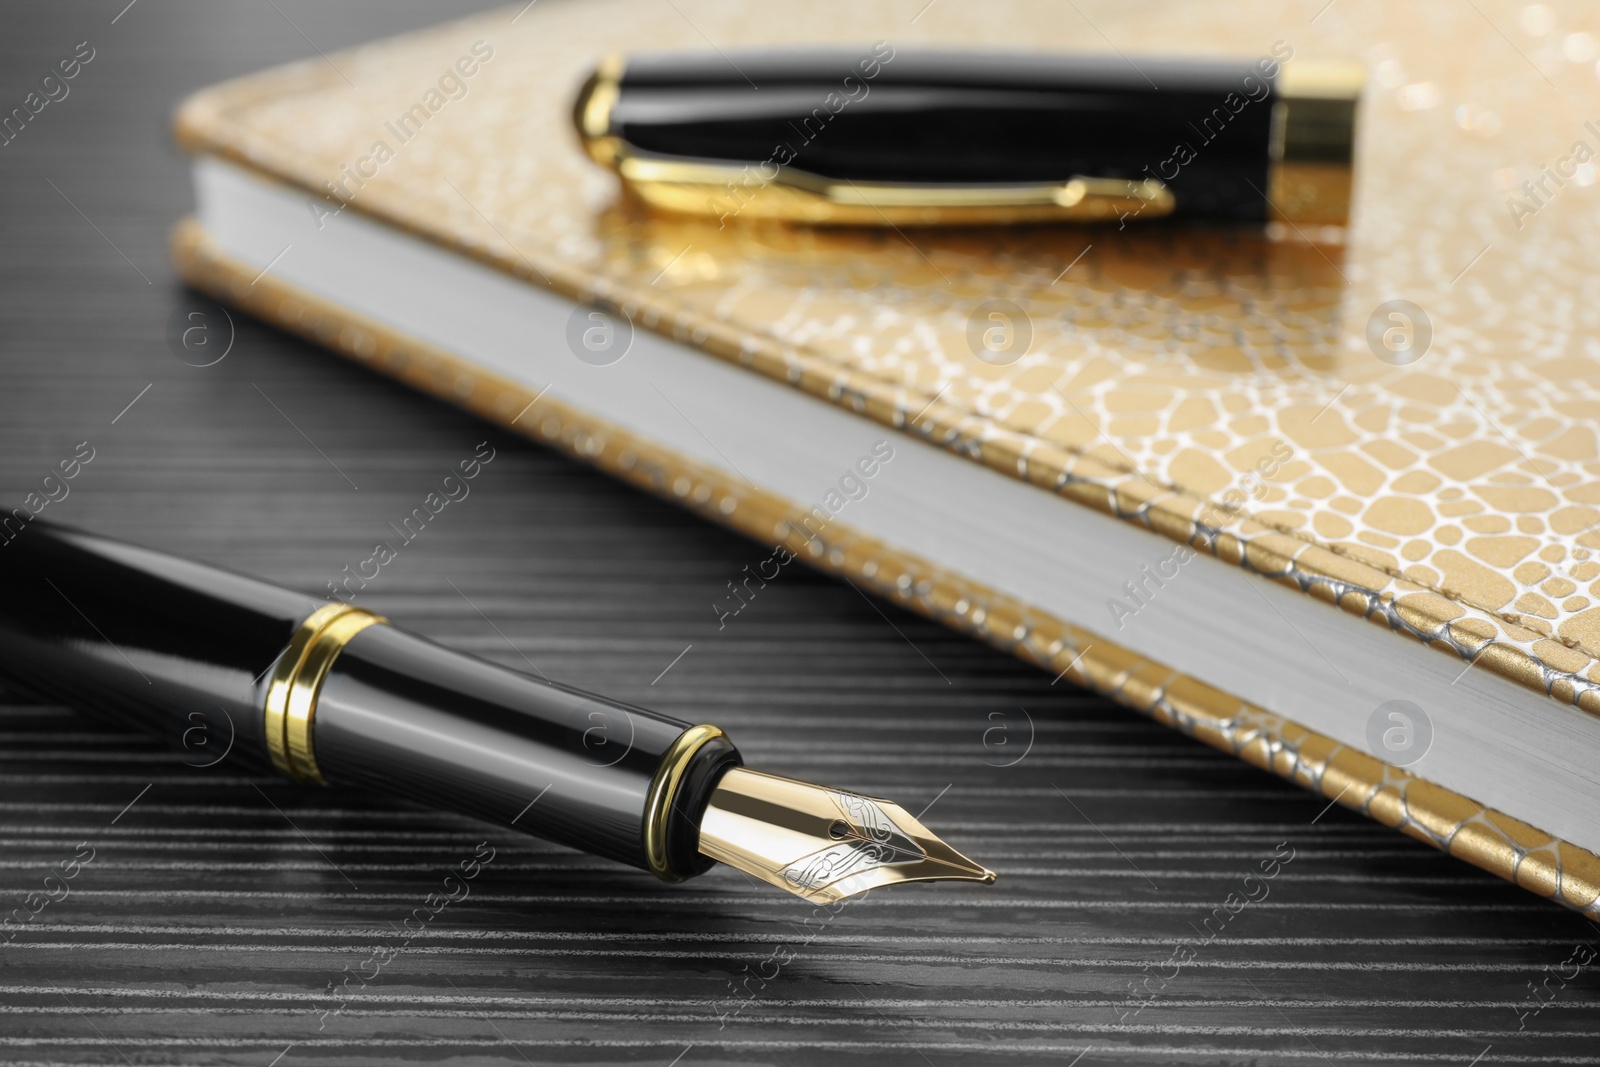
left=575, top=48, right=1364, bottom=226
left=0, top=520, right=320, bottom=764
left=310, top=623, right=742, bottom=877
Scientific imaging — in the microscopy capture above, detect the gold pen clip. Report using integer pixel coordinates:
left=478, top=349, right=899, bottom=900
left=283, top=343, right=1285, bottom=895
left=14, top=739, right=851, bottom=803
left=614, top=155, right=1175, bottom=226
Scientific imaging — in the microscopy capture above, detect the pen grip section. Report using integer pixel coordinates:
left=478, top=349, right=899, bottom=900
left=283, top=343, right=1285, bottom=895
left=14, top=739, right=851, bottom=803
left=311, top=624, right=738, bottom=876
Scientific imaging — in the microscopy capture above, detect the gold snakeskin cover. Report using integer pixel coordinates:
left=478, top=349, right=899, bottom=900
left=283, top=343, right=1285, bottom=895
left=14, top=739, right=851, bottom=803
left=171, top=1, right=1600, bottom=913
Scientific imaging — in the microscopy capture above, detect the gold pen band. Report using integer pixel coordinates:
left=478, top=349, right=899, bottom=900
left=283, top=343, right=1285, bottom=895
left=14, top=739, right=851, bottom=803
left=263, top=604, right=385, bottom=784
left=641, top=723, right=726, bottom=881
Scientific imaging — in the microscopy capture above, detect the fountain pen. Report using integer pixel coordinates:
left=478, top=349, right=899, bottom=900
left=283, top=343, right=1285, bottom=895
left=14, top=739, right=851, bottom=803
left=0, top=521, right=994, bottom=904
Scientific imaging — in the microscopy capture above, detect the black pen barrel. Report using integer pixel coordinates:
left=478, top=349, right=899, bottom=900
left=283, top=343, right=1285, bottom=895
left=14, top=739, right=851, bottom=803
left=0, top=520, right=318, bottom=758
left=0, top=521, right=740, bottom=880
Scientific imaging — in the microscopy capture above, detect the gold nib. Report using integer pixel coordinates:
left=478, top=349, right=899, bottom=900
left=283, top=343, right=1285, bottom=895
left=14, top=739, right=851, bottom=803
left=696, top=768, right=997, bottom=904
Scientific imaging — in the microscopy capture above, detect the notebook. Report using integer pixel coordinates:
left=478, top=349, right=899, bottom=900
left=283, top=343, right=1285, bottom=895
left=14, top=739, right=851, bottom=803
left=170, top=0, right=1600, bottom=914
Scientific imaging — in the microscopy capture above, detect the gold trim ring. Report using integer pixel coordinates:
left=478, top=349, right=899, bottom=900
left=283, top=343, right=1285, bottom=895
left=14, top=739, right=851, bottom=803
left=642, top=724, right=726, bottom=881
left=263, top=604, right=384, bottom=784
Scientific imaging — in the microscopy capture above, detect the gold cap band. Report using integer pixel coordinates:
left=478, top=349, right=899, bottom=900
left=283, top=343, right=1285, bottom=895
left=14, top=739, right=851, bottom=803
left=263, top=604, right=384, bottom=784
left=1269, top=62, right=1365, bottom=226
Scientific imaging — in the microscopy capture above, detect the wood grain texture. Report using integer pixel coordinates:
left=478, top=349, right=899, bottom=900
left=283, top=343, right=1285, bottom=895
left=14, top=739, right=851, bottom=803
left=0, top=2, right=1596, bottom=1064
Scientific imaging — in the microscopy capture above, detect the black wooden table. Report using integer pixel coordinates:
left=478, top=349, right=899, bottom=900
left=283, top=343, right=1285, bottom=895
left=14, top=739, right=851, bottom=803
left=0, top=2, right=1595, bottom=1064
